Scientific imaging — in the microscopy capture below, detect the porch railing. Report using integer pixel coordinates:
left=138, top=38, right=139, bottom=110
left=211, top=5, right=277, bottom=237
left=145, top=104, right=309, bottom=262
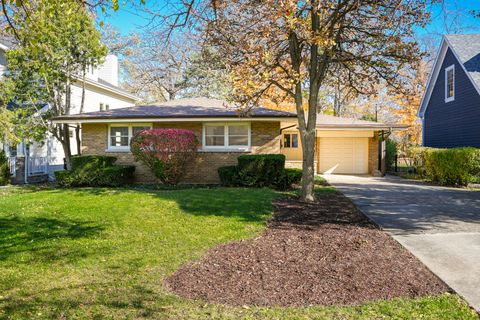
left=8, top=157, right=16, bottom=177
left=27, top=157, right=48, bottom=176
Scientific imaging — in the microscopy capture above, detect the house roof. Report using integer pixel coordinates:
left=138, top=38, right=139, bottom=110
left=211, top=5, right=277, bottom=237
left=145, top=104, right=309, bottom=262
left=53, top=97, right=298, bottom=123
left=418, top=34, right=480, bottom=117
left=445, top=34, right=480, bottom=88
left=315, top=114, right=407, bottom=130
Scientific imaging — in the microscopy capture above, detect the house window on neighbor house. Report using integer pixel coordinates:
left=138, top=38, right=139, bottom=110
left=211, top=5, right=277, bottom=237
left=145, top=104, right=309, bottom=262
left=203, top=123, right=250, bottom=151
left=100, top=103, right=105, bottom=111
left=445, top=65, right=455, bottom=102
left=283, top=133, right=299, bottom=148
left=108, top=124, right=152, bottom=151
left=106, top=104, right=110, bottom=111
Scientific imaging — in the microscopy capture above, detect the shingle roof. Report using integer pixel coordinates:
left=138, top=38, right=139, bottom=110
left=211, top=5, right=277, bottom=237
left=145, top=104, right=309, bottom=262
left=54, top=97, right=297, bottom=121
left=315, top=114, right=407, bottom=129
left=446, top=34, right=480, bottom=88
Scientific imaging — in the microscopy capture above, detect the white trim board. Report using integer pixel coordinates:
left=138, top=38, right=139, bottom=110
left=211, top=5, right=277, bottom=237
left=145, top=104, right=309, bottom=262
left=52, top=117, right=296, bottom=124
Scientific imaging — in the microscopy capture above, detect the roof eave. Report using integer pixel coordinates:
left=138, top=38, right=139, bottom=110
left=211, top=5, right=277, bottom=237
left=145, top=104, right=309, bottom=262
left=52, top=115, right=297, bottom=124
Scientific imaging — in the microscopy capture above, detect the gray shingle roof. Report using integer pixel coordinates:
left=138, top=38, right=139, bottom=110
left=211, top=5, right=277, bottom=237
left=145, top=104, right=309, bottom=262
left=446, top=34, right=480, bottom=88
left=316, top=114, right=407, bottom=129
left=54, top=97, right=297, bottom=121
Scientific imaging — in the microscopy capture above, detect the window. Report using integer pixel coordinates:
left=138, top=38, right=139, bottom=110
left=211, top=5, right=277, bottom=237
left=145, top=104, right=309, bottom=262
left=445, top=65, right=455, bottom=102
left=106, top=104, right=110, bottom=111
left=108, top=124, right=152, bottom=151
left=283, top=133, right=299, bottom=148
left=100, top=103, right=105, bottom=111
left=203, top=123, right=250, bottom=150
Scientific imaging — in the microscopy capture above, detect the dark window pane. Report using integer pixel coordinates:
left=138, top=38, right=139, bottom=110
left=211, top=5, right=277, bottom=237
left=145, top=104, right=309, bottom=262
left=292, top=134, right=299, bottom=148
left=284, top=134, right=291, bottom=148
left=229, top=125, right=248, bottom=135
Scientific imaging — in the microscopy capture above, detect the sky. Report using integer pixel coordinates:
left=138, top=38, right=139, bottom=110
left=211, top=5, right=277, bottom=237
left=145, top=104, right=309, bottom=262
left=99, top=0, right=480, bottom=43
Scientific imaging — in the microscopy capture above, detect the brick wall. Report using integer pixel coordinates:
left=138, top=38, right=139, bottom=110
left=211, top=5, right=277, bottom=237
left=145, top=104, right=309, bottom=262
left=81, top=121, right=281, bottom=184
left=368, top=132, right=380, bottom=176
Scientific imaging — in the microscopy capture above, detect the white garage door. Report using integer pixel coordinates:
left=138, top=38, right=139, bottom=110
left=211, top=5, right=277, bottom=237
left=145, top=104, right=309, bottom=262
left=319, top=137, right=369, bottom=174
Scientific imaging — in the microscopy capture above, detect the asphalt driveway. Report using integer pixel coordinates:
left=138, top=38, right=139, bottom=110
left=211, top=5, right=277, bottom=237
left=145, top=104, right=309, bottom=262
left=325, top=174, right=480, bottom=312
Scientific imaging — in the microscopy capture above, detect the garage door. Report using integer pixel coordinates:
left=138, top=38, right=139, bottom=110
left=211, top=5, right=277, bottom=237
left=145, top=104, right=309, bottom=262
left=319, top=137, right=368, bottom=174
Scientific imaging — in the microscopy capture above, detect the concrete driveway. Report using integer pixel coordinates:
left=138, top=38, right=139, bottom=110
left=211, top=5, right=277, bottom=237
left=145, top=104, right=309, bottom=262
left=325, top=174, right=480, bottom=311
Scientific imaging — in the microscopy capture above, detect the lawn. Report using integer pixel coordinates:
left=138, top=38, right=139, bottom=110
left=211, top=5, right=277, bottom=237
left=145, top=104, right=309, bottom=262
left=0, top=186, right=477, bottom=319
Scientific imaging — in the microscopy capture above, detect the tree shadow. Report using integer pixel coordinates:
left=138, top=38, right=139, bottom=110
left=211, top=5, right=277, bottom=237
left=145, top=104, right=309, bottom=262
left=0, top=216, right=104, bottom=261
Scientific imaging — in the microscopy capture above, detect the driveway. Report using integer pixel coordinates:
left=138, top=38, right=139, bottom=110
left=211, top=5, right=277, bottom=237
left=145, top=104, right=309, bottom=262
left=325, top=174, right=480, bottom=312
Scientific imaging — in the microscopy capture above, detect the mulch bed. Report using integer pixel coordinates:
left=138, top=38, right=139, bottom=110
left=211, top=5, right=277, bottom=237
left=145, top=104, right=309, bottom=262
left=165, top=191, right=449, bottom=307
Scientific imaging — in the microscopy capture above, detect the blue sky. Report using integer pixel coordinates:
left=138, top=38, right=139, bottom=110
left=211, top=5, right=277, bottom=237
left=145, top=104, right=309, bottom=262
left=99, top=1, right=480, bottom=43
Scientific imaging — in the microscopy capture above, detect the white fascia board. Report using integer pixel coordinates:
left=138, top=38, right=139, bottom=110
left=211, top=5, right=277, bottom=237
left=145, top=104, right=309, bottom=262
left=418, top=37, right=448, bottom=118
left=51, top=117, right=296, bottom=124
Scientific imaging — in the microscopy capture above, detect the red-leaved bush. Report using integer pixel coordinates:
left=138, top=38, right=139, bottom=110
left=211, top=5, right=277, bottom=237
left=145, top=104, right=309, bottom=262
left=130, top=129, right=199, bottom=185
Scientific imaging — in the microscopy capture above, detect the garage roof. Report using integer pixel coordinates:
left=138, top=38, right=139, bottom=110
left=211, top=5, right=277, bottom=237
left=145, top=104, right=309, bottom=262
left=315, top=114, right=408, bottom=130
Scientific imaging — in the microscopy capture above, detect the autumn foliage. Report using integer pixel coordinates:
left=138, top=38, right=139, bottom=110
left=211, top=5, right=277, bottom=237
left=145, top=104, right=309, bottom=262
left=130, top=129, right=199, bottom=185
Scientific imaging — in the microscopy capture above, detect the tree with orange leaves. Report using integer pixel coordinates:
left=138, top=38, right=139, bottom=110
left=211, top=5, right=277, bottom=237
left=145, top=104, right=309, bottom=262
left=202, top=0, right=430, bottom=201
left=391, top=61, right=428, bottom=151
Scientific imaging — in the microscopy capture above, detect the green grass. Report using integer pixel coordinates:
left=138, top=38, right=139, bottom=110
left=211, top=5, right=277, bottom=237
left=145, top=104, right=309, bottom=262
left=0, top=186, right=477, bottom=319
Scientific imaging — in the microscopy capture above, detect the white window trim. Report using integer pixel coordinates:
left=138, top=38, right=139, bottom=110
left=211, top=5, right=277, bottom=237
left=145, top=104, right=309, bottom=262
left=202, top=122, right=251, bottom=152
left=445, top=64, right=455, bottom=103
left=107, top=123, right=152, bottom=152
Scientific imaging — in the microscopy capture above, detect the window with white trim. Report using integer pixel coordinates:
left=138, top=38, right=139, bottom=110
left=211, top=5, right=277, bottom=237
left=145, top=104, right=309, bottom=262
left=445, top=65, right=455, bottom=102
left=108, top=124, right=151, bottom=151
left=283, top=133, right=299, bottom=148
left=203, top=123, right=250, bottom=151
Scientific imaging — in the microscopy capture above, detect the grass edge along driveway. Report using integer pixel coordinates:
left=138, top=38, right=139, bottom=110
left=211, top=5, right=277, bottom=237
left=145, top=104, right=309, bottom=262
left=0, top=186, right=477, bottom=319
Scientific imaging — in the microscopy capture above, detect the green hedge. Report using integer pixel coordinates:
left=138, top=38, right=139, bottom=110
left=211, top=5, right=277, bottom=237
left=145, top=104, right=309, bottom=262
left=55, top=155, right=135, bottom=187
left=408, top=147, right=480, bottom=186
left=71, top=155, right=117, bottom=170
left=0, top=150, right=10, bottom=186
left=218, top=154, right=301, bottom=190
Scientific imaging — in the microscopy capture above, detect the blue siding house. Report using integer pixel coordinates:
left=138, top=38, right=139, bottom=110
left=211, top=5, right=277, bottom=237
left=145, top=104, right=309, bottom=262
left=418, top=34, right=480, bottom=148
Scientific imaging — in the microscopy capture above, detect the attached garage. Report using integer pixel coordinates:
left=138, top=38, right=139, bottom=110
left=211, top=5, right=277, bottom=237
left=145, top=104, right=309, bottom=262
left=319, top=137, right=368, bottom=174
left=280, top=114, right=408, bottom=176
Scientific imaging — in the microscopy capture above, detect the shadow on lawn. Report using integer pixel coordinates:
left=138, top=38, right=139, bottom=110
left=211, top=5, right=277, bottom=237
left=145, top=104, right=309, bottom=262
left=0, top=216, right=104, bottom=261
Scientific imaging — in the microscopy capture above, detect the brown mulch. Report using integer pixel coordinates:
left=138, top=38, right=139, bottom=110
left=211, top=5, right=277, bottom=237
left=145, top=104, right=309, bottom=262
left=165, top=191, right=449, bottom=307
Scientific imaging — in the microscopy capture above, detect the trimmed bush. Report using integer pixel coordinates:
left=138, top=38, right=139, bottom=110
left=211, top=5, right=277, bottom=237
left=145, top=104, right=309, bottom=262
left=236, top=154, right=286, bottom=187
left=218, top=165, right=240, bottom=186
left=218, top=154, right=301, bottom=189
left=55, top=155, right=135, bottom=187
left=130, top=129, right=199, bottom=185
left=275, top=168, right=303, bottom=190
left=71, top=155, right=116, bottom=170
left=407, top=147, right=480, bottom=186
left=0, top=150, right=11, bottom=185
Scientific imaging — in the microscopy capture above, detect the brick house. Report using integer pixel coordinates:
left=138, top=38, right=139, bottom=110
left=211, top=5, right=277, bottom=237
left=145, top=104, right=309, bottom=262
left=53, top=97, right=405, bottom=183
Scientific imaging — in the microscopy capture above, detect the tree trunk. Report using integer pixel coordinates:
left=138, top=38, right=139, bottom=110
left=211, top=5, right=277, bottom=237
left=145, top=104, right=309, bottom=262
left=75, top=125, right=81, bottom=155
left=61, top=124, right=72, bottom=170
left=300, top=128, right=316, bottom=202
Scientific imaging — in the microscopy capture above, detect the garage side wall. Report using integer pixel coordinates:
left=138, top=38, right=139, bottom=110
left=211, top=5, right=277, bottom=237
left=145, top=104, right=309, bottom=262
left=368, top=132, right=380, bottom=175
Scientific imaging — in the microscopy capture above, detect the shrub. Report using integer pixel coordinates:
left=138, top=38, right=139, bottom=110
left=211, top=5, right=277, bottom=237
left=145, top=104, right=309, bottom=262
left=385, top=139, right=397, bottom=171
left=218, top=165, right=240, bottom=186
left=55, top=155, right=135, bottom=187
left=71, top=155, right=116, bottom=169
left=130, top=129, right=199, bottom=185
left=275, top=168, right=303, bottom=190
left=236, top=154, right=286, bottom=187
left=0, top=150, right=11, bottom=185
left=218, top=154, right=300, bottom=189
left=407, top=147, right=480, bottom=186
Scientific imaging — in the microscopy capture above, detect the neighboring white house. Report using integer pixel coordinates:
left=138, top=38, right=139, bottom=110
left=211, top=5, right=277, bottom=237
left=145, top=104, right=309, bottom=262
left=0, top=38, right=140, bottom=183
